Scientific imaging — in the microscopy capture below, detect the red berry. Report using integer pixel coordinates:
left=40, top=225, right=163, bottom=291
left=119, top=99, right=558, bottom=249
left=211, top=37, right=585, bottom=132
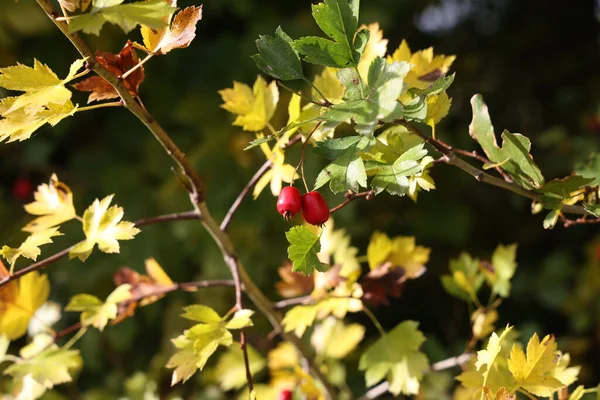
left=278, top=390, right=293, bottom=400
left=12, top=178, right=33, bottom=201
left=301, top=191, right=329, bottom=226
left=277, top=186, right=302, bottom=220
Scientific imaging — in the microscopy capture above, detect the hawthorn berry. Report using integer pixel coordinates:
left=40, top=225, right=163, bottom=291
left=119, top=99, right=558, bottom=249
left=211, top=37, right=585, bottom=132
left=277, top=186, right=302, bottom=220
left=301, top=191, right=329, bottom=226
left=278, top=389, right=293, bottom=400
left=12, top=178, right=34, bottom=201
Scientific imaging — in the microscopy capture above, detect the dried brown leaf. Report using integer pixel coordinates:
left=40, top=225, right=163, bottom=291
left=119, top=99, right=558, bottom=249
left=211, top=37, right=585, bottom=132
left=276, top=261, right=314, bottom=298
left=360, top=262, right=416, bottom=306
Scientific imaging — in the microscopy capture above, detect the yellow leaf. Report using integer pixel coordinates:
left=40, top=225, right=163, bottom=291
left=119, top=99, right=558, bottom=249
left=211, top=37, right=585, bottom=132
left=311, top=317, right=364, bottom=359
left=268, top=342, right=299, bottom=371
left=1, top=227, right=62, bottom=266
left=472, top=309, right=499, bottom=340
left=141, top=5, right=203, bottom=55
left=388, top=39, right=456, bottom=90
left=318, top=219, right=361, bottom=284
left=507, top=333, right=565, bottom=397
left=476, top=326, right=513, bottom=375
left=426, top=91, right=452, bottom=138
left=367, top=231, right=430, bottom=278
left=550, top=352, right=580, bottom=387
left=69, top=195, right=140, bottom=262
left=482, top=386, right=516, bottom=400
left=357, top=23, right=388, bottom=79
left=311, top=67, right=344, bottom=104
left=65, top=284, right=132, bottom=331
left=408, top=156, right=436, bottom=202
left=282, top=297, right=362, bottom=337
left=219, top=76, right=279, bottom=131
left=295, top=366, right=325, bottom=400
left=0, top=97, right=76, bottom=143
left=214, top=345, right=266, bottom=390
left=0, top=261, right=50, bottom=340
left=252, top=138, right=298, bottom=198
left=23, top=174, right=77, bottom=233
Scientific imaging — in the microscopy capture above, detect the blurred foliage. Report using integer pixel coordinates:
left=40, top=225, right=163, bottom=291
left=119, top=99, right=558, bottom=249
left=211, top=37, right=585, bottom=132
left=1, top=0, right=599, bottom=398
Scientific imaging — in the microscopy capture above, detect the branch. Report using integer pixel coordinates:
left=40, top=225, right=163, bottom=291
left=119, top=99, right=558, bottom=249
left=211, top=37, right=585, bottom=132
left=357, top=353, right=472, bottom=400
left=0, top=210, right=201, bottom=289
left=560, top=214, right=600, bottom=227
left=330, top=190, right=375, bottom=214
left=396, top=120, right=589, bottom=217
left=36, top=2, right=337, bottom=396
left=221, top=160, right=272, bottom=231
left=272, top=295, right=313, bottom=309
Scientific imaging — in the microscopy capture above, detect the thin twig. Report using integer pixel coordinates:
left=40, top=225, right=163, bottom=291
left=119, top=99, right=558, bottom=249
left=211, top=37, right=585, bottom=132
left=76, top=101, right=123, bottom=113
left=220, top=160, right=272, bottom=231
left=277, top=81, right=329, bottom=108
left=0, top=210, right=201, bottom=289
left=329, top=190, right=375, bottom=214
left=272, top=295, right=313, bottom=309
left=120, top=53, right=153, bottom=80
left=357, top=353, right=472, bottom=400
left=560, top=214, right=600, bottom=227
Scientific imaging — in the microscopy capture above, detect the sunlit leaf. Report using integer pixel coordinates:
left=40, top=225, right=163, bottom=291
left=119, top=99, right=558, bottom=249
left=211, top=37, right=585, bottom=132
left=286, top=226, right=326, bottom=275
left=141, top=5, right=203, bottom=55
left=23, top=174, right=77, bottom=233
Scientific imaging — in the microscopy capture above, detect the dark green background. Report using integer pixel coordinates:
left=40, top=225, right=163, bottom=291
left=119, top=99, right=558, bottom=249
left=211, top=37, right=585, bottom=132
left=1, top=0, right=599, bottom=398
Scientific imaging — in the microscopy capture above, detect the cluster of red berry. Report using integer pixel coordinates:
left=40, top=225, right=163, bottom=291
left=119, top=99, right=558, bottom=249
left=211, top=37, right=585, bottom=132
left=276, top=187, right=329, bottom=226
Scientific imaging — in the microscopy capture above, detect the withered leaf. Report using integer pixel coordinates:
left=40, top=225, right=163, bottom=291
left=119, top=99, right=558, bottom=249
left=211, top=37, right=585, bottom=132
left=73, top=40, right=145, bottom=103
left=359, top=262, right=422, bottom=307
left=141, top=5, right=203, bottom=55
left=275, top=261, right=314, bottom=298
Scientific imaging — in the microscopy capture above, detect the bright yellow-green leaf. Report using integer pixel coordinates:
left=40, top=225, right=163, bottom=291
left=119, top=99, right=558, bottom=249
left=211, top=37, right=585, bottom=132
left=311, top=317, right=365, bottom=359
left=181, top=304, right=223, bottom=324
left=426, top=92, right=451, bottom=131
left=357, top=23, right=388, bottom=80
left=551, top=352, right=580, bottom=387
left=65, top=284, right=132, bottom=331
left=472, top=309, right=499, bottom=340
left=507, top=333, right=564, bottom=397
left=23, top=174, right=77, bottom=233
left=69, top=195, right=140, bottom=262
left=366, top=231, right=430, bottom=278
left=476, top=326, right=514, bottom=384
left=0, top=262, right=49, bottom=340
left=268, top=341, right=299, bottom=371
left=219, top=76, right=279, bottom=131
left=214, top=345, right=266, bottom=390
left=318, top=220, right=361, bottom=285
left=312, top=67, right=345, bottom=104
left=1, top=227, right=62, bottom=266
left=253, top=138, right=298, bottom=198
left=359, top=320, right=429, bottom=396
left=237, top=385, right=278, bottom=400
left=482, top=386, right=516, bottom=400
left=282, top=297, right=362, bottom=337
left=225, top=309, right=255, bottom=330
left=484, top=244, right=518, bottom=298
left=0, top=97, right=77, bottom=143
left=408, top=156, right=436, bottom=202
left=388, top=39, right=456, bottom=90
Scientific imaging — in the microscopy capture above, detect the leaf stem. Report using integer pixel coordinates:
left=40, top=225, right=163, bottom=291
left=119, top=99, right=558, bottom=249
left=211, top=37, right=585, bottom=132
left=362, top=305, right=386, bottom=337
left=76, top=101, right=123, bottom=113
left=63, top=327, right=87, bottom=350
left=302, top=76, right=332, bottom=107
left=278, top=81, right=330, bottom=107
left=120, top=53, right=153, bottom=80
left=66, top=68, right=91, bottom=83
left=292, top=121, right=323, bottom=193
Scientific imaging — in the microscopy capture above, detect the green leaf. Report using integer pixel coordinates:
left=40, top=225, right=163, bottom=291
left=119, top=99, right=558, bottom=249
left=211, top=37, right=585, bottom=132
left=359, top=321, right=429, bottom=396
left=539, top=175, right=594, bottom=200
left=440, top=252, right=484, bottom=303
left=584, top=203, right=600, bottom=217
left=214, top=345, right=266, bottom=391
left=181, top=305, right=223, bottom=324
left=252, top=27, right=305, bottom=81
left=543, top=208, right=561, bottom=230
left=225, top=309, right=255, bottom=330
left=469, top=94, right=544, bottom=189
left=313, top=136, right=375, bottom=193
left=294, top=0, right=363, bottom=68
left=371, top=144, right=427, bottom=196
left=401, top=74, right=455, bottom=122
left=286, top=226, right=325, bottom=275
left=65, top=284, right=131, bottom=331
left=575, top=152, right=600, bottom=187
left=488, top=244, right=518, bottom=298
left=68, top=0, right=176, bottom=35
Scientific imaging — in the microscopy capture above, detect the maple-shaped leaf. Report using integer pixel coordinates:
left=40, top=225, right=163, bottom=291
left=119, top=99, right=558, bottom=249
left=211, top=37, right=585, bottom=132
left=69, top=194, right=140, bottom=262
left=167, top=306, right=253, bottom=385
left=0, top=261, right=49, bottom=340
left=425, top=91, right=451, bottom=135
left=0, top=97, right=77, bottom=143
left=0, top=58, right=84, bottom=116
left=141, top=5, right=203, bottom=55
left=311, top=317, right=365, bottom=359
left=253, top=137, right=298, bottom=198
left=313, top=136, right=376, bottom=193
left=476, top=326, right=514, bottom=383
left=286, top=226, right=326, bottom=275
left=550, top=352, right=580, bottom=387
left=219, top=76, right=279, bottom=132
left=482, top=386, right=516, bottom=400
left=275, top=261, right=315, bottom=298
left=323, top=57, right=410, bottom=134
left=507, top=333, right=564, bottom=397
left=5, top=333, right=82, bottom=391
left=1, top=227, right=62, bottom=266
left=371, top=143, right=430, bottom=197
left=360, top=262, right=407, bottom=306
left=366, top=231, right=429, bottom=278
left=359, top=320, right=429, bottom=396
left=356, top=23, right=388, bottom=79
left=65, top=284, right=132, bottom=331
left=23, top=174, right=77, bottom=233
left=214, top=345, right=266, bottom=391
left=73, top=41, right=145, bottom=103
left=294, top=0, right=366, bottom=68
left=440, top=252, right=485, bottom=303
left=113, top=257, right=174, bottom=320
left=68, top=0, right=176, bottom=35
left=282, top=296, right=362, bottom=337
left=388, top=39, right=456, bottom=90
left=470, top=94, right=544, bottom=190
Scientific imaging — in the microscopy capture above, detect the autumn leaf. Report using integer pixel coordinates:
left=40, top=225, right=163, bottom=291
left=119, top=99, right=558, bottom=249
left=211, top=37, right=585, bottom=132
left=65, top=284, right=132, bottom=331
left=213, top=345, right=266, bottom=390
left=69, top=195, right=140, bottom=262
left=483, top=244, right=518, bottom=298
left=507, top=333, right=564, bottom=397
left=388, top=39, right=456, bottom=90
left=360, top=262, right=407, bottom=306
left=408, top=156, right=436, bottom=201
left=141, top=5, right=203, bottom=55
left=311, top=317, right=365, bottom=359
left=219, top=76, right=279, bottom=132
left=471, top=309, right=499, bottom=340
left=276, top=261, right=314, bottom=298
left=425, top=91, right=452, bottom=138
left=253, top=137, right=298, bottom=198
left=282, top=297, right=362, bottom=337
left=0, top=261, right=50, bottom=340
left=482, top=386, right=516, bottom=400
left=23, top=174, right=77, bottom=233
left=357, top=23, right=388, bottom=79
left=1, top=227, right=62, bottom=266
left=167, top=306, right=254, bottom=385
left=73, top=41, right=145, bottom=103
left=366, top=231, right=430, bottom=278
